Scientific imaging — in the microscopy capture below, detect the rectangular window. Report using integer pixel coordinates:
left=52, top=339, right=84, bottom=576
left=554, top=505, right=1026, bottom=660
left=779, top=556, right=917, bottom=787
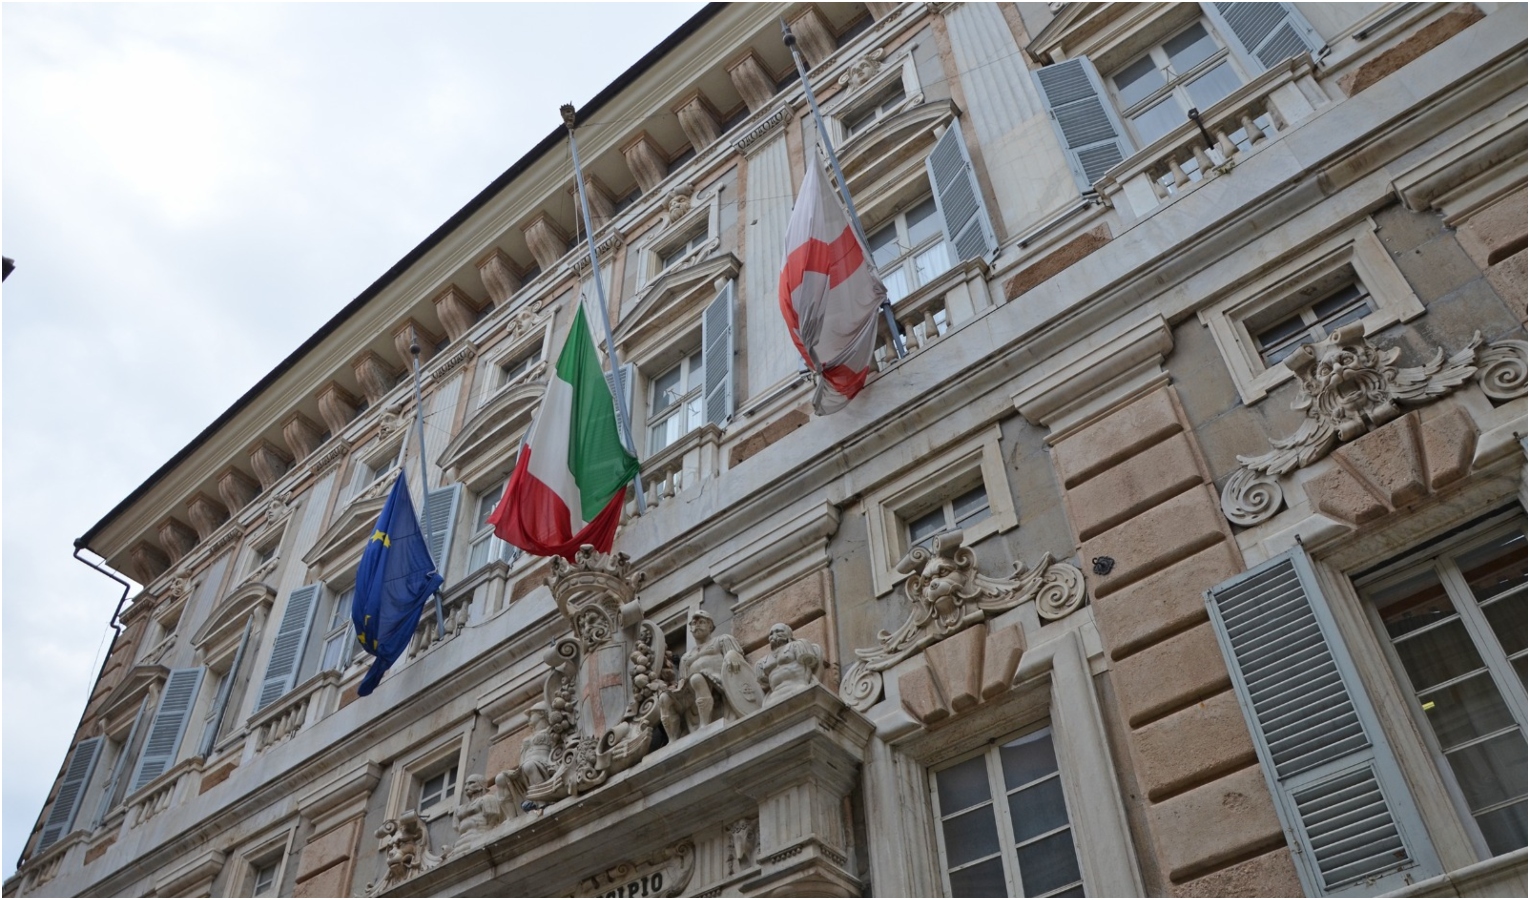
left=658, top=227, right=709, bottom=273
left=419, top=764, right=458, bottom=812
left=1108, top=20, right=1244, bottom=146
left=868, top=195, right=955, bottom=304
left=844, top=81, right=907, bottom=137
left=499, top=344, right=543, bottom=388
left=467, top=481, right=519, bottom=573
left=319, top=585, right=362, bottom=674
left=932, top=726, right=1084, bottom=897
left=647, top=350, right=705, bottom=453
left=1251, top=281, right=1376, bottom=366
left=907, top=483, right=991, bottom=552
left=251, top=862, right=277, bottom=898
left=1359, top=524, right=1528, bottom=856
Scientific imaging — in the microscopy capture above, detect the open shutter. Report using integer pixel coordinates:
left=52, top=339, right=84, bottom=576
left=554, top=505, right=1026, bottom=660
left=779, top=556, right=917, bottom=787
left=1206, top=550, right=1440, bottom=896
left=926, top=125, right=998, bottom=261
left=254, top=586, right=321, bottom=712
left=199, top=616, right=254, bottom=757
left=424, top=483, right=463, bottom=573
left=93, top=696, right=149, bottom=829
left=1034, top=57, right=1132, bottom=193
left=605, top=364, right=637, bottom=453
left=1209, top=2, right=1322, bottom=71
left=129, top=667, right=205, bottom=793
left=702, top=281, right=736, bottom=426
left=38, top=737, right=103, bottom=851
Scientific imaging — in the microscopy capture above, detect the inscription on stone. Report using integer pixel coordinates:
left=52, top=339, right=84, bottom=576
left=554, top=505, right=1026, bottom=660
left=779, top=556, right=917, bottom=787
left=574, top=839, right=695, bottom=899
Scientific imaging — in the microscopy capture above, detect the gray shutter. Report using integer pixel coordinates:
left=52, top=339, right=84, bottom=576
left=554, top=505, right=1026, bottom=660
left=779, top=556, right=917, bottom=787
left=38, top=737, right=103, bottom=851
left=129, top=667, right=205, bottom=793
left=199, top=616, right=253, bottom=757
left=702, top=280, right=736, bottom=426
left=254, top=586, right=321, bottom=712
left=925, top=124, right=998, bottom=261
left=1210, top=2, right=1322, bottom=71
left=1206, top=550, right=1440, bottom=896
left=424, top=483, right=463, bottom=573
left=605, top=364, right=637, bottom=453
left=1033, top=57, right=1132, bottom=192
left=93, top=696, right=149, bottom=829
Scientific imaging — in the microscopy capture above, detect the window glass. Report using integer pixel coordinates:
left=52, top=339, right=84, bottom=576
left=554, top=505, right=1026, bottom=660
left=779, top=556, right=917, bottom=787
left=320, top=585, right=360, bottom=673
left=1112, top=55, right=1163, bottom=108
left=1254, top=282, right=1376, bottom=366
left=252, top=863, right=277, bottom=897
left=1110, top=20, right=1243, bottom=147
left=467, top=479, right=517, bottom=573
left=908, top=484, right=991, bottom=551
left=1183, top=61, right=1241, bottom=110
left=871, top=194, right=955, bottom=304
left=1164, top=23, right=1217, bottom=73
left=419, top=765, right=458, bottom=810
left=647, top=351, right=704, bottom=453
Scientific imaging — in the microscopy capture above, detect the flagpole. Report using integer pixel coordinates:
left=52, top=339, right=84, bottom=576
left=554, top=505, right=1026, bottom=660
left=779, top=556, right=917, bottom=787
left=561, top=103, right=647, bottom=514
left=408, top=334, right=448, bottom=639
left=782, top=22, right=906, bottom=359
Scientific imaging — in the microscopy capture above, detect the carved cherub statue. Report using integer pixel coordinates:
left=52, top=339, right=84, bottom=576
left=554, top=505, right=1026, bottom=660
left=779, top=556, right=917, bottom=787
left=658, top=611, right=758, bottom=737
left=756, top=623, right=823, bottom=704
left=450, top=772, right=516, bottom=852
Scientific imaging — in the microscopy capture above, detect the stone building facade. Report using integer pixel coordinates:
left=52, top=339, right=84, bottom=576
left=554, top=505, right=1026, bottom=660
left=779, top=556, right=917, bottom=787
left=9, top=3, right=1527, bottom=897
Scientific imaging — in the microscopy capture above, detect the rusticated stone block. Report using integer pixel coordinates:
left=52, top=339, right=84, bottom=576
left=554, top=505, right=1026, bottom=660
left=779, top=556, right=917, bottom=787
left=488, top=724, right=529, bottom=781
left=1113, top=621, right=1230, bottom=727
left=1420, top=406, right=1477, bottom=490
left=1171, top=847, right=1303, bottom=897
left=295, top=817, right=361, bottom=882
left=1332, top=414, right=1427, bottom=508
left=981, top=624, right=1024, bottom=699
left=1092, top=543, right=1238, bottom=660
left=1003, top=224, right=1111, bottom=300
left=199, top=761, right=238, bottom=794
left=1054, top=388, right=1182, bottom=487
left=1130, top=690, right=1256, bottom=801
left=1338, top=4, right=1484, bottom=95
left=84, top=836, right=116, bottom=864
left=734, top=568, right=829, bottom=652
left=1149, top=766, right=1285, bottom=882
left=1304, top=466, right=1388, bottom=526
left=730, top=407, right=810, bottom=467
left=294, top=860, right=353, bottom=898
left=1068, top=432, right=1205, bottom=541
left=1081, top=485, right=1227, bottom=597
left=925, top=625, right=985, bottom=714
left=898, top=665, right=948, bottom=725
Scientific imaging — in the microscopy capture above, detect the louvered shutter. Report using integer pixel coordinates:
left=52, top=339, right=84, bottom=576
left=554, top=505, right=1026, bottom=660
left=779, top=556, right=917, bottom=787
left=129, top=668, right=205, bottom=793
left=423, top=483, right=463, bottom=573
left=199, top=616, right=253, bottom=757
left=38, top=737, right=102, bottom=851
left=702, top=281, right=736, bottom=426
left=254, top=586, right=321, bottom=712
left=925, top=124, right=998, bottom=261
left=1033, top=57, right=1132, bottom=192
left=605, top=364, right=637, bottom=453
left=93, top=696, right=149, bottom=829
left=1208, top=2, right=1322, bottom=71
left=1206, top=550, right=1440, bottom=896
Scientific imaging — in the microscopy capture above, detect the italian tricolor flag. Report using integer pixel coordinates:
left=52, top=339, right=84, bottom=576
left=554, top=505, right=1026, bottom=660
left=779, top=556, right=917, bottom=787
left=489, top=305, right=639, bottom=560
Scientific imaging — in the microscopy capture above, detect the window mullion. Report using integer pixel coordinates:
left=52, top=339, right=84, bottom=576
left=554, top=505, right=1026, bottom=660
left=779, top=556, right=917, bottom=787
left=1438, top=557, right=1530, bottom=733
left=985, top=749, right=1023, bottom=897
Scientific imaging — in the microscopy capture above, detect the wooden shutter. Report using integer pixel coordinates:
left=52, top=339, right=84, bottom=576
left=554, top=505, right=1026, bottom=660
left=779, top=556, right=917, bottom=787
left=93, top=696, right=149, bottom=829
left=1206, top=550, right=1440, bottom=896
left=1033, top=57, right=1132, bottom=192
left=254, top=586, right=321, bottom=712
left=925, top=124, right=998, bottom=261
left=423, top=484, right=463, bottom=574
left=702, top=280, right=736, bottom=426
left=38, top=737, right=103, bottom=851
left=199, top=616, right=254, bottom=757
left=129, top=667, right=205, bottom=793
left=1209, top=2, right=1322, bottom=71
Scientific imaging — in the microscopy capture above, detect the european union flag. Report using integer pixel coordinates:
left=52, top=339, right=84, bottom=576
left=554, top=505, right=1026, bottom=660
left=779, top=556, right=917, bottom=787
left=352, top=474, right=444, bottom=696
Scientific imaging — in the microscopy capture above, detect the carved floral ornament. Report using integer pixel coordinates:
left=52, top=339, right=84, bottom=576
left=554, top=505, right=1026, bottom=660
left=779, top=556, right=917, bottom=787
left=840, top=531, right=1087, bottom=713
left=1222, top=324, right=1528, bottom=527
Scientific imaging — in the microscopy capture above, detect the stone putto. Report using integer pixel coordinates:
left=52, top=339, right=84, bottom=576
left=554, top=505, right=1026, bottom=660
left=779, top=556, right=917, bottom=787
left=755, top=622, right=823, bottom=704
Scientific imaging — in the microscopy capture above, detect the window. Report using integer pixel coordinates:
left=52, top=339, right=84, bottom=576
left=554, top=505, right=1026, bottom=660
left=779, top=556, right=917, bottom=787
left=844, top=82, right=907, bottom=137
left=868, top=196, right=954, bottom=304
left=1250, top=280, right=1374, bottom=366
left=467, top=481, right=519, bottom=573
left=932, top=726, right=1083, bottom=897
left=498, top=343, right=542, bottom=388
left=647, top=350, right=704, bottom=453
left=419, top=764, right=458, bottom=812
left=251, top=862, right=277, bottom=898
left=1358, top=524, right=1527, bottom=856
left=1109, top=21, right=1244, bottom=146
left=908, top=483, right=991, bottom=552
left=319, top=585, right=362, bottom=674
left=658, top=227, right=709, bottom=273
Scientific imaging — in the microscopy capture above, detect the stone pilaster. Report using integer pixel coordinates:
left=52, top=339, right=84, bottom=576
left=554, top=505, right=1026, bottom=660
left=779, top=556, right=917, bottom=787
left=431, top=284, right=484, bottom=342
left=673, top=91, right=722, bottom=152
left=727, top=50, right=778, bottom=112
left=156, top=518, right=199, bottom=562
left=350, top=351, right=401, bottom=406
left=217, top=467, right=261, bottom=517
left=248, top=439, right=293, bottom=491
left=787, top=6, right=837, bottom=67
left=129, top=542, right=171, bottom=585
left=621, top=132, right=669, bottom=193
left=281, top=412, right=326, bottom=462
left=522, top=213, right=571, bottom=271
left=185, top=493, right=231, bottom=542
left=475, top=249, right=521, bottom=307
left=392, top=319, right=441, bottom=367
left=315, top=382, right=361, bottom=435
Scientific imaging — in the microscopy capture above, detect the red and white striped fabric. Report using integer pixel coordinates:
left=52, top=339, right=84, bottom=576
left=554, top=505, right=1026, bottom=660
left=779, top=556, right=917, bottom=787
left=778, top=160, right=887, bottom=415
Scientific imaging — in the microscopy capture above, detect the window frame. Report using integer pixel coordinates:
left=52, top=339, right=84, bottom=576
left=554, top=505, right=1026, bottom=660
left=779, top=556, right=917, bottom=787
left=1104, top=16, right=1252, bottom=148
left=645, top=347, right=706, bottom=456
left=317, top=581, right=366, bottom=676
left=825, top=47, right=922, bottom=149
left=866, top=193, right=957, bottom=307
left=387, top=729, right=471, bottom=825
left=466, top=476, right=521, bottom=575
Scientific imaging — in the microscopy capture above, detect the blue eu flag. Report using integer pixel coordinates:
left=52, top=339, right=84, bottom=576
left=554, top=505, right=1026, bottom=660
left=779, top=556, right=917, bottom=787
left=352, top=474, right=445, bottom=696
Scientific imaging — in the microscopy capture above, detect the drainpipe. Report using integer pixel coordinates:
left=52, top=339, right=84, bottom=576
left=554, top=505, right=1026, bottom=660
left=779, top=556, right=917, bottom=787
left=73, top=541, right=134, bottom=637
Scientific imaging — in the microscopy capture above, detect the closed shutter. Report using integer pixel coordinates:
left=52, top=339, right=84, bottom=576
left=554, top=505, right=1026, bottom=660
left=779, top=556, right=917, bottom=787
left=38, top=737, right=102, bottom=851
left=423, top=483, right=463, bottom=574
left=129, top=667, right=205, bottom=793
left=702, top=281, right=736, bottom=426
left=254, top=585, right=321, bottom=712
left=199, top=616, right=254, bottom=757
left=605, top=364, right=637, bottom=453
left=1033, top=57, right=1132, bottom=192
left=1206, top=550, right=1440, bottom=896
left=925, top=124, right=998, bottom=261
left=1210, top=2, right=1322, bottom=71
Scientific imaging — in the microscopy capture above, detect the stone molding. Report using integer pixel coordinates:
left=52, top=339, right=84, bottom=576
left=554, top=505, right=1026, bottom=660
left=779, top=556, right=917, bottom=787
left=575, top=839, right=696, bottom=898
left=306, top=439, right=350, bottom=479
left=732, top=108, right=790, bottom=155
left=428, top=340, right=477, bottom=383
left=710, top=502, right=840, bottom=606
left=152, top=847, right=224, bottom=898
left=1012, top=314, right=1174, bottom=433
left=296, top=759, right=382, bottom=834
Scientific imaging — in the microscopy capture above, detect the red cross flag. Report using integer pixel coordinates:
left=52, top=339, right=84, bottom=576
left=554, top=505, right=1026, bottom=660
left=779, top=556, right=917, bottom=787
left=778, top=160, right=887, bottom=415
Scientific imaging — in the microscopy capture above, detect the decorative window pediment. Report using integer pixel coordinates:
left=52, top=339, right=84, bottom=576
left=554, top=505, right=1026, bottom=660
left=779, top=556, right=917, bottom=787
left=838, top=100, right=957, bottom=204
left=97, top=664, right=170, bottom=727
left=438, top=381, right=542, bottom=485
left=192, top=582, right=276, bottom=655
left=615, top=252, right=740, bottom=361
left=303, top=492, right=388, bottom=569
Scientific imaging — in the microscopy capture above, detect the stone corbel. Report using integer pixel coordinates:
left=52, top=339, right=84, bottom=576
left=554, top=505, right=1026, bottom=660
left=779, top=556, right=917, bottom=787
left=475, top=249, right=522, bottom=308
left=1391, top=113, right=1527, bottom=220
left=522, top=213, right=572, bottom=271
left=864, top=1, right=898, bottom=19
left=673, top=90, right=722, bottom=152
left=727, top=50, right=778, bottom=113
left=217, top=467, right=261, bottom=518
left=125, top=542, right=169, bottom=591
left=156, top=518, right=199, bottom=563
left=316, top=381, right=361, bottom=435
left=248, top=439, right=293, bottom=490
left=567, top=175, right=618, bottom=232
left=896, top=622, right=1025, bottom=726
left=351, top=351, right=402, bottom=408
left=1011, top=314, right=1174, bottom=437
left=786, top=6, right=836, bottom=67
left=185, top=493, right=231, bottom=542
left=432, top=284, right=486, bottom=342
left=392, top=318, right=442, bottom=367
left=621, top=132, right=670, bottom=194
left=709, top=502, right=840, bottom=606
left=281, top=412, right=327, bottom=462
left=297, top=759, right=382, bottom=834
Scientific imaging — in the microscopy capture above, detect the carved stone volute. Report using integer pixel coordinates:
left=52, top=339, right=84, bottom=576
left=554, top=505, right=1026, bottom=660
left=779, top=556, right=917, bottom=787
left=248, top=439, right=293, bottom=491
left=568, top=176, right=617, bottom=232
left=185, top=493, right=231, bottom=541
left=351, top=351, right=402, bottom=407
left=156, top=518, right=199, bottom=562
left=217, top=467, right=261, bottom=516
left=475, top=249, right=522, bottom=307
left=727, top=50, right=778, bottom=113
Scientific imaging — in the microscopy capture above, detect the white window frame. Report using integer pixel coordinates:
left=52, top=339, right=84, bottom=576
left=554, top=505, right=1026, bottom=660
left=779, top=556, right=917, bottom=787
left=466, top=477, right=521, bottom=574
left=866, top=192, right=957, bottom=306
left=1197, top=218, right=1424, bottom=404
left=636, top=188, right=722, bottom=290
left=1104, top=15, right=1252, bottom=148
left=387, top=728, right=470, bottom=824
left=864, top=424, right=1019, bottom=597
left=317, top=581, right=365, bottom=676
left=825, top=48, right=922, bottom=147
left=228, top=827, right=295, bottom=899
left=476, top=311, right=554, bottom=409
left=645, top=347, right=706, bottom=456
left=342, top=435, right=405, bottom=507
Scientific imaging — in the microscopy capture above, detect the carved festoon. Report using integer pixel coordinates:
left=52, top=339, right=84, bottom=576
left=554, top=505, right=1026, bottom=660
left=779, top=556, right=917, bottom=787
left=184, top=493, right=231, bottom=542
left=839, top=531, right=1086, bottom=712
left=658, top=610, right=761, bottom=740
left=476, top=249, right=522, bottom=307
left=756, top=623, right=823, bottom=705
left=365, top=810, right=440, bottom=897
left=449, top=772, right=517, bottom=854
left=1220, top=325, right=1523, bottom=527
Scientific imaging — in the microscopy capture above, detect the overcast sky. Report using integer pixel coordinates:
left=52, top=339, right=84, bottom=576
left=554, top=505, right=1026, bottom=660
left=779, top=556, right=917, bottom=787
left=1, top=2, right=706, bottom=876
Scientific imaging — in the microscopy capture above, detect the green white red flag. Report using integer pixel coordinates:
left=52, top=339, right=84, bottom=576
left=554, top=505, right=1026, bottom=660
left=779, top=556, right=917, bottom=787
left=489, top=305, right=639, bottom=560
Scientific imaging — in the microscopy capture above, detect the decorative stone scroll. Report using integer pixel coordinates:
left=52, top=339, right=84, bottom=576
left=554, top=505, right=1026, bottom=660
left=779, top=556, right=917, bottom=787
left=1221, top=326, right=1525, bottom=527
left=575, top=839, right=696, bottom=898
left=839, top=531, right=1086, bottom=712
left=365, top=810, right=440, bottom=897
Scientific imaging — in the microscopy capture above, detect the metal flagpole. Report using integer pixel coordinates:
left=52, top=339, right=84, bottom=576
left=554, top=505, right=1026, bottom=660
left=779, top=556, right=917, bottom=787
left=782, top=22, right=906, bottom=359
left=561, top=103, right=647, bottom=514
left=408, top=331, right=448, bottom=639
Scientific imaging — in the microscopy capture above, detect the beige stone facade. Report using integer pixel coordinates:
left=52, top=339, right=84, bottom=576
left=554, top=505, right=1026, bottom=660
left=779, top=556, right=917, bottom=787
left=9, top=3, right=1527, bottom=898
